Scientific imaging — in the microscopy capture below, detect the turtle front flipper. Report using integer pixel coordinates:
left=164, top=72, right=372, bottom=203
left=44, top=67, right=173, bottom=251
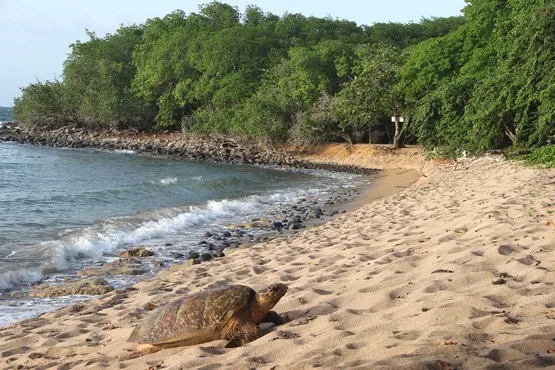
left=224, top=322, right=263, bottom=348
left=261, top=310, right=285, bottom=325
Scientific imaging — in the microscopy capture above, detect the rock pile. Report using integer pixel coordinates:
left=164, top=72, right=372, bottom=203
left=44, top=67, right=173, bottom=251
left=0, top=125, right=377, bottom=174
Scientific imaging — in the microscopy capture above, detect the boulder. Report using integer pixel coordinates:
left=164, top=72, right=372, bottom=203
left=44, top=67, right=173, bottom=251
left=28, top=278, right=114, bottom=298
left=117, top=247, right=154, bottom=258
left=77, top=262, right=147, bottom=277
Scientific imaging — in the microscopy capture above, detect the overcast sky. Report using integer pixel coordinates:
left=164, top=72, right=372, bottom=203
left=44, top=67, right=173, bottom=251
left=0, top=0, right=466, bottom=106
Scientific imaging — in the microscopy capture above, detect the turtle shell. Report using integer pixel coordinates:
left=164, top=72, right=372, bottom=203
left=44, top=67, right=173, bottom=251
left=128, top=285, right=255, bottom=346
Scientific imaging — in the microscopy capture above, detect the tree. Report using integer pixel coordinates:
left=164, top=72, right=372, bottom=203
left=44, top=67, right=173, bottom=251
left=13, top=2, right=466, bottom=142
left=62, top=25, right=152, bottom=128
left=131, top=11, right=197, bottom=129
left=400, top=0, right=554, bottom=153
left=332, top=44, right=404, bottom=144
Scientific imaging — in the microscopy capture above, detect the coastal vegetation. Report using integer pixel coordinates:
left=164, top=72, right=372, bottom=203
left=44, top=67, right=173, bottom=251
left=12, top=0, right=554, bottom=157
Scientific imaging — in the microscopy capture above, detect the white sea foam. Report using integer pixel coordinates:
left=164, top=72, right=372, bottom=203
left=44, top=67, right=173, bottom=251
left=113, top=149, right=136, bottom=154
left=0, top=186, right=324, bottom=294
left=0, top=268, right=43, bottom=292
left=159, top=177, right=178, bottom=185
left=44, top=189, right=310, bottom=271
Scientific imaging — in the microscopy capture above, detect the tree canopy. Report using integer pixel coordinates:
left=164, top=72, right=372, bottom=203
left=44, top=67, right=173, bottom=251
left=401, top=0, right=554, bottom=153
left=15, top=1, right=553, bottom=155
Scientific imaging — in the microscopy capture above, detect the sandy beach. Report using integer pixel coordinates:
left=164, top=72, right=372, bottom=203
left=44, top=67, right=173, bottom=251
left=1, top=145, right=554, bottom=369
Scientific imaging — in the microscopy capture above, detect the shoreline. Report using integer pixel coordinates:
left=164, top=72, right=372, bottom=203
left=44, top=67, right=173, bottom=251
left=0, top=135, right=392, bottom=326
left=1, top=131, right=554, bottom=369
left=0, top=125, right=379, bottom=175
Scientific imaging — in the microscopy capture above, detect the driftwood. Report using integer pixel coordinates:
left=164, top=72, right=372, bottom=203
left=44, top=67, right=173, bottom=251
left=454, top=151, right=508, bottom=171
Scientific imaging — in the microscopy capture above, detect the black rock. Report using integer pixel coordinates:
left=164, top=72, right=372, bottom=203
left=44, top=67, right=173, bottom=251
left=200, top=253, right=213, bottom=261
left=203, top=231, right=213, bottom=238
left=188, top=251, right=200, bottom=259
left=222, top=231, right=232, bottom=238
left=170, top=252, right=184, bottom=259
left=273, top=221, right=283, bottom=230
left=308, top=207, right=323, bottom=219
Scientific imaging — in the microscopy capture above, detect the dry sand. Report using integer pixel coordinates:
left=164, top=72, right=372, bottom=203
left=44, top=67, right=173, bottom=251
left=1, top=145, right=554, bottom=369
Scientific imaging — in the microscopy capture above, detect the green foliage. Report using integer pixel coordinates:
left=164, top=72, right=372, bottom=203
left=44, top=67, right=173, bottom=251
left=63, top=25, right=154, bottom=128
left=363, top=16, right=464, bottom=48
left=401, top=0, right=554, bottom=153
left=13, top=80, right=73, bottom=125
left=332, top=44, right=403, bottom=143
left=15, top=2, right=469, bottom=145
left=525, top=145, right=555, bottom=167
left=131, top=11, right=197, bottom=128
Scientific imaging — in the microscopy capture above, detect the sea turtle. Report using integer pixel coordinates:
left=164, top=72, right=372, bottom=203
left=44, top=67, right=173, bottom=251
left=128, top=283, right=288, bottom=353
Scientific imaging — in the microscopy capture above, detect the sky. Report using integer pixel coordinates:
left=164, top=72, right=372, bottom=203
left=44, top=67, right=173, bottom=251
left=0, top=0, right=466, bottom=107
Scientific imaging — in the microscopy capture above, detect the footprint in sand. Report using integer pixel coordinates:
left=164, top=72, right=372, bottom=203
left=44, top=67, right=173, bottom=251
left=311, top=274, right=338, bottom=283
left=277, top=255, right=298, bottom=263
left=1, top=345, right=31, bottom=357
left=388, top=286, right=413, bottom=299
left=483, top=294, right=510, bottom=308
left=391, top=330, right=421, bottom=341
left=280, top=274, right=301, bottom=282
left=252, top=265, right=267, bottom=274
left=358, top=285, right=380, bottom=293
left=345, top=308, right=374, bottom=315
left=284, top=266, right=305, bottom=274
left=358, top=254, right=374, bottom=262
left=290, top=262, right=305, bottom=266
left=53, top=329, right=89, bottom=339
left=498, top=244, right=514, bottom=255
left=423, top=281, right=448, bottom=294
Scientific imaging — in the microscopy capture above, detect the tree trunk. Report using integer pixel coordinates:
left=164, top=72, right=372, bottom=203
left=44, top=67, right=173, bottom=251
left=351, top=129, right=365, bottom=144
left=392, top=117, right=401, bottom=149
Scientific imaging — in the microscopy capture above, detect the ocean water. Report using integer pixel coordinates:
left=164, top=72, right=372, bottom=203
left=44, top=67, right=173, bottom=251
left=0, top=106, right=13, bottom=123
left=0, top=142, right=367, bottom=325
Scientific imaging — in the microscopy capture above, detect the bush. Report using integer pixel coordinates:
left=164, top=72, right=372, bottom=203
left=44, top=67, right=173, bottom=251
left=525, top=145, right=555, bottom=168
left=13, top=81, right=74, bottom=126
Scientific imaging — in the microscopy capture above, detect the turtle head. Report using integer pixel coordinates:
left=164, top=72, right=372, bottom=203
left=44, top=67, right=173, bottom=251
left=256, top=283, right=288, bottom=311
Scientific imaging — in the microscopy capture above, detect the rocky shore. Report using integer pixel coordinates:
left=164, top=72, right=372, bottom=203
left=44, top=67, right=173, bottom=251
left=5, top=183, right=363, bottom=300
left=0, top=124, right=377, bottom=175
